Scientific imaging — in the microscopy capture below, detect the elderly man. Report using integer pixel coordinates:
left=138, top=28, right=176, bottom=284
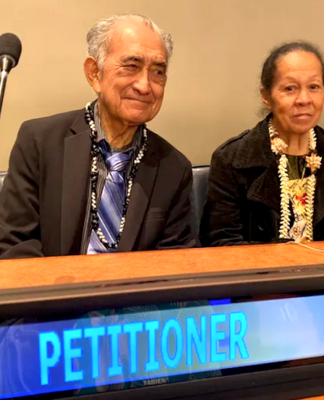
left=0, top=14, right=196, bottom=259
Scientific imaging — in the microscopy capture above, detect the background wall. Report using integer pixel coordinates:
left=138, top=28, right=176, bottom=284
left=0, top=0, right=324, bottom=170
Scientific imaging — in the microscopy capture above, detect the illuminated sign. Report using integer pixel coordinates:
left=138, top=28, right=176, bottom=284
left=39, top=311, right=248, bottom=385
left=0, top=295, right=324, bottom=398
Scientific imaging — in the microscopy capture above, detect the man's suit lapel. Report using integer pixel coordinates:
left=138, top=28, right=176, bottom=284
left=61, top=111, right=92, bottom=255
left=118, top=133, right=159, bottom=252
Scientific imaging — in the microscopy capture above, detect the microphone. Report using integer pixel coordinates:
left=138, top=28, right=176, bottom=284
left=0, top=33, right=22, bottom=119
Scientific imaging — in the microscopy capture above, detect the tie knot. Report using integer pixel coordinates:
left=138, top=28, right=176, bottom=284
left=105, top=152, right=131, bottom=172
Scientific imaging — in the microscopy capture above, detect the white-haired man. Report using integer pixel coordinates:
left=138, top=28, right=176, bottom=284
left=0, top=14, right=196, bottom=258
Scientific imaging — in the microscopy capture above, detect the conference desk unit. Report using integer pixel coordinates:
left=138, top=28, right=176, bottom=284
left=1, top=243, right=324, bottom=399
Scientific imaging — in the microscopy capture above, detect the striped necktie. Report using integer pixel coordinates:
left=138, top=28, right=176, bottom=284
left=87, top=149, right=132, bottom=254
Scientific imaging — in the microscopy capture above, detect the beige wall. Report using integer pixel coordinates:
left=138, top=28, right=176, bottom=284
left=0, top=0, right=324, bottom=170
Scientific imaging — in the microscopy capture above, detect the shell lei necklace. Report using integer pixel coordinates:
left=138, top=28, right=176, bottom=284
left=269, top=119, right=322, bottom=241
left=84, top=102, right=148, bottom=250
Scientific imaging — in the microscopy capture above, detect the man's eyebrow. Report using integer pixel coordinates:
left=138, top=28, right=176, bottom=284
left=121, top=56, right=167, bottom=68
left=121, top=56, right=143, bottom=63
left=153, top=61, right=167, bottom=68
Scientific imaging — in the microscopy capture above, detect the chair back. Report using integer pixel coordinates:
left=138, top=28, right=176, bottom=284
left=190, top=165, right=210, bottom=239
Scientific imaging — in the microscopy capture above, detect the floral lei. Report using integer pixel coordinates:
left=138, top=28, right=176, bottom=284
left=269, top=119, right=322, bottom=241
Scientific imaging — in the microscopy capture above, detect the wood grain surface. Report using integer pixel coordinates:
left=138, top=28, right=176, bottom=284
left=302, top=398, right=324, bottom=400
left=0, top=242, right=323, bottom=290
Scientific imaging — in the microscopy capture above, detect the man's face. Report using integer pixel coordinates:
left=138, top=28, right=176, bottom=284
left=92, top=20, right=167, bottom=127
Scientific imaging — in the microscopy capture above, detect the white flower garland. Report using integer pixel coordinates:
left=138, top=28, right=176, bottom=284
left=278, top=154, right=290, bottom=238
left=268, top=119, right=322, bottom=241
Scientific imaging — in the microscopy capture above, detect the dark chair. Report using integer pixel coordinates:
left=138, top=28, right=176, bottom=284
left=191, top=165, right=210, bottom=239
left=0, top=167, right=210, bottom=240
left=0, top=171, right=6, bottom=193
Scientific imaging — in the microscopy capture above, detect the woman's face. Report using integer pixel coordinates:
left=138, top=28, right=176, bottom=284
left=262, top=51, right=324, bottom=135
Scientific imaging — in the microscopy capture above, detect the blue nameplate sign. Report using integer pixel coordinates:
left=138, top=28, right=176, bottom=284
left=0, top=295, right=324, bottom=398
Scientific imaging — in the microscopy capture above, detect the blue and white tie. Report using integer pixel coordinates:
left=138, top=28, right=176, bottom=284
left=87, top=149, right=131, bottom=254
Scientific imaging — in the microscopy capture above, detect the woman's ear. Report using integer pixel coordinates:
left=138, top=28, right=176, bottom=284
left=260, top=86, right=272, bottom=110
left=84, top=57, right=102, bottom=94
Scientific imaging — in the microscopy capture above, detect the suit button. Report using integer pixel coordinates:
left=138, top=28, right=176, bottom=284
left=258, top=223, right=266, bottom=232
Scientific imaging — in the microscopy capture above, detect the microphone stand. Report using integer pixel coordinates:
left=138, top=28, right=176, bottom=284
left=0, top=56, right=14, bottom=120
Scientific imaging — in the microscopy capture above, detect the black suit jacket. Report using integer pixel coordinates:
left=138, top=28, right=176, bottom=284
left=0, top=108, right=196, bottom=259
left=200, top=116, right=324, bottom=246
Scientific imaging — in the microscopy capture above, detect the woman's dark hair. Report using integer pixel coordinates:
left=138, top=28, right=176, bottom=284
left=261, top=41, right=324, bottom=92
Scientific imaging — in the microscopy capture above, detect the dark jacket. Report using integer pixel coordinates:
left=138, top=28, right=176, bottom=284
left=200, top=117, right=324, bottom=246
left=0, top=108, right=196, bottom=259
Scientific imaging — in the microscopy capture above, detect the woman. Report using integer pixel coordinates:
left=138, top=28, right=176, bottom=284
left=200, top=42, right=324, bottom=246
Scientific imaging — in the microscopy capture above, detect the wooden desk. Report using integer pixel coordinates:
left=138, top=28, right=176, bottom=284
left=0, top=241, right=324, bottom=290
left=1, top=242, right=324, bottom=400
left=304, top=397, right=324, bottom=400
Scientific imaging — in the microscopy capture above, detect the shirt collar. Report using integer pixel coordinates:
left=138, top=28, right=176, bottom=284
left=93, top=100, right=143, bottom=153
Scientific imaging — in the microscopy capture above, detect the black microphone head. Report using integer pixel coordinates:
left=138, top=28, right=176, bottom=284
left=0, top=33, right=22, bottom=68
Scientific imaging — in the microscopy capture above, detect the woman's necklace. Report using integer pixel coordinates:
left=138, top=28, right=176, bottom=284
left=85, top=102, right=148, bottom=250
left=286, top=157, right=306, bottom=180
left=268, top=119, right=322, bottom=241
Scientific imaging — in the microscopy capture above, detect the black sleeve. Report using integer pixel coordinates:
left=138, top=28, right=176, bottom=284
left=199, top=148, right=248, bottom=246
left=0, top=121, right=44, bottom=259
left=155, top=163, right=197, bottom=249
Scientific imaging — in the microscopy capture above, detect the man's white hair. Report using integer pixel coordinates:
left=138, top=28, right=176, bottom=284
left=86, top=14, right=174, bottom=70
